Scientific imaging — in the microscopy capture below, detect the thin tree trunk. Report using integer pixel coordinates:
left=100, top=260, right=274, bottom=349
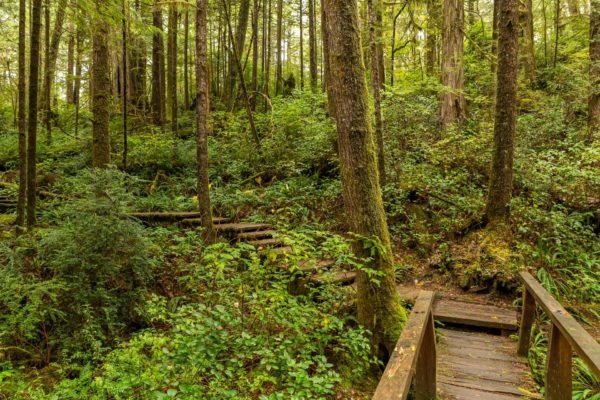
left=492, top=0, right=499, bottom=73
left=486, top=0, right=519, bottom=224
left=265, top=0, right=272, bottom=105
left=92, top=0, right=111, bottom=168
left=275, top=0, right=283, bottom=95
left=152, top=0, right=165, bottom=126
left=41, top=0, right=67, bottom=144
left=323, top=0, right=407, bottom=360
left=320, top=0, right=334, bottom=116
left=66, top=15, right=75, bottom=104
left=589, top=0, right=600, bottom=139
left=196, top=0, right=215, bottom=242
left=167, top=4, right=178, bottom=136
left=74, top=26, right=82, bottom=137
left=251, top=0, right=259, bottom=109
left=308, top=0, right=317, bottom=91
left=300, top=0, right=304, bottom=89
left=27, top=0, right=43, bottom=229
left=122, top=0, right=128, bottom=170
left=426, top=0, right=440, bottom=76
left=440, top=0, right=467, bottom=127
left=184, top=8, right=190, bottom=110
left=553, top=0, right=560, bottom=67
left=129, top=0, right=147, bottom=112
left=520, top=0, right=536, bottom=84
left=43, top=0, right=50, bottom=143
left=368, top=0, right=385, bottom=186
left=17, top=0, right=27, bottom=232
left=543, top=0, right=548, bottom=66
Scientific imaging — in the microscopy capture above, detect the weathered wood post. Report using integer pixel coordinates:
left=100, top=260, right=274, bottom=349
left=415, top=311, right=436, bottom=400
left=545, top=324, right=572, bottom=400
left=517, top=288, right=536, bottom=356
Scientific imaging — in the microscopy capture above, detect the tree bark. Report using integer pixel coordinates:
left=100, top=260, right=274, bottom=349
left=27, top=0, right=43, bottom=229
left=122, top=0, right=128, bottom=170
left=300, top=0, right=304, bottom=89
left=486, top=0, right=519, bottom=224
left=167, top=4, right=178, bottom=136
left=91, top=0, right=111, bottom=168
left=426, top=0, right=441, bottom=76
left=440, top=0, right=467, bottom=127
left=275, top=0, right=283, bottom=95
left=308, top=0, right=318, bottom=91
left=151, top=0, right=165, bottom=126
left=492, top=0, right=499, bottom=73
left=129, top=0, right=147, bottom=112
left=74, top=26, right=82, bottom=137
left=251, top=0, right=260, bottom=109
left=590, top=0, right=600, bottom=139
left=41, top=0, right=67, bottom=145
left=368, top=0, right=385, bottom=186
left=66, top=15, right=75, bottom=104
left=520, top=0, right=536, bottom=84
left=17, top=0, right=27, bottom=231
left=320, top=0, right=334, bottom=117
left=196, top=0, right=216, bottom=242
left=225, top=0, right=251, bottom=106
left=323, top=0, right=407, bottom=360
left=184, top=8, right=190, bottom=111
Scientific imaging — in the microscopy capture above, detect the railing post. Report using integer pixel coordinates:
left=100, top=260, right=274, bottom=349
left=546, top=324, right=572, bottom=400
left=517, top=288, right=536, bottom=356
left=415, top=311, right=436, bottom=400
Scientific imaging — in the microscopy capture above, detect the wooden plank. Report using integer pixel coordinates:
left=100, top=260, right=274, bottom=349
left=247, top=238, right=284, bottom=247
left=210, top=222, right=272, bottom=232
left=237, top=229, right=276, bottom=239
left=520, top=272, right=600, bottom=377
left=439, top=382, right=531, bottom=400
left=372, top=291, right=435, bottom=400
left=545, top=324, right=572, bottom=400
left=434, top=299, right=518, bottom=331
left=129, top=211, right=229, bottom=223
left=517, top=289, right=536, bottom=356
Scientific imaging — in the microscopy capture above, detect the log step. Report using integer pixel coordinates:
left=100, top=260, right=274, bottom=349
left=296, top=259, right=336, bottom=272
left=130, top=211, right=230, bottom=223
left=433, top=299, right=519, bottom=331
left=182, top=219, right=251, bottom=228
left=237, top=229, right=277, bottom=240
left=247, top=238, right=285, bottom=247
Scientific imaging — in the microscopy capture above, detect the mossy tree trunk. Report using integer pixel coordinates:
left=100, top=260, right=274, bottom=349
left=589, top=0, right=600, bottom=140
left=440, top=0, right=467, bottom=127
left=91, top=0, right=111, bottom=168
left=519, top=0, right=536, bottom=84
left=308, top=0, right=318, bottom=91
left=27, top=0, right=43, bottom=229
left=167, top=5, right=178, bottom=136
left=426, top=0, right=441, bottom=77
left=17, top=0, right=27, bottom=232
left=196, top=0, right=215, bottom=242
left=151, top=0, right=165, bottom=126
left=367, top=0, right=386, bottom=186
left=486, top=0, right=519, bottom=224
left=323, top=0, right=407, bottom=361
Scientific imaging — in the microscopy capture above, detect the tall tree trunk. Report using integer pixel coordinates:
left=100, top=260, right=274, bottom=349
left=368, top=0, right=385, bottom=186
left=553, top=0, right=560, bottom=67
left=308, top=0, right=317, bottom=91
left=184, top=8, right=190, bottom=111
left=275, top=0, right=283, bottom=95
left=320, top=0, right=334, bottom=116
left=486, top=0, right=519, bottom=224
left=251, top=0, right=259, bottom=109
left=426, top=0, right=440, bottom=76
left=74, top=26, right=82, bottom=137
left=265, top=0, right=272, bottom=104
left=122, top=0, right=128, bottom=170
left=323, top=0, right=407, bottom=360
left=225, top=0, right=251, bottom=106
left=152, top=0, right=165, bottom=126
left=17, top=0, right=27, bottom=232
left=492, top=0, right=499, bottom=73
left=520, top=0, right=536, bottom=84
left=43, top=0, right=50, bottom=143
left=468, top=0, right=476, bottom=25
left=167, top=4, right=178, bottom=136
left=589, top=0, right=600, bottom=139
left=66, top=15, right=75, bottom=104
left=27, top=0, right=43, bottom=229
left=129, top=0, right=147, bottom=112
left=41, top=0, right=67, bottom=144
left=440, top=0, right=467, bottom=127
left=299, top=0, right=304, bottom=89
left=92, top=0, right=111, bottom=168
left=196, top=0, right=215, bottom=242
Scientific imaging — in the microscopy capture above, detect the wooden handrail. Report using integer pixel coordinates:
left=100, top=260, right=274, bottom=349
left=518, top=271, right=600, bottom=399
left=372, top=290, right=436, bottom=400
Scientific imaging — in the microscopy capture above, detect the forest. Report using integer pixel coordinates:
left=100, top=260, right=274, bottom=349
left=0, top=0, right=598, bottom=397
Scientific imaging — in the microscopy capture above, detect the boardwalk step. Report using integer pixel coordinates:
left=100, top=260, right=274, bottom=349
left=296, top=259, right=336, bottom=273
left=189, top=222, right=271, bottom=232
left=434, top=299, right=519, bottom=331
left=237, top=230, right=277, bottom=240
left=130, top=211, right=230, bottom=223
left=247, top=238, right=285, bottom=247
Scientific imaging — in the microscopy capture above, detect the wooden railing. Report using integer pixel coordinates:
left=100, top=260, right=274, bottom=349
left=372, top=291, right=436, bottom=400
left=518, top=271, right=600, bottom=400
